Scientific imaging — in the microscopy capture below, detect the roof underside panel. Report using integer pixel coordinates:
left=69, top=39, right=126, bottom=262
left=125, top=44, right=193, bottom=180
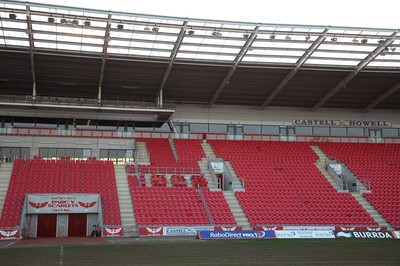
left=270, top=70, right=349, bottom=108
left=35, top=54, right=100, bottom=98
left=165, top=64, right=230, bottom=103
left=216, top=68, right=290, bottom=106
left=0, top=51, right=32, bottom=95
left=102, top=60, right=167, bottom=101
left=324, top=72, right=400, bottom=109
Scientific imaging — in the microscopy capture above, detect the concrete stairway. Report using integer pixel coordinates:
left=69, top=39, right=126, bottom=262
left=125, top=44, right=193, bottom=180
left=114, top=165, right=137, bottom=237
left=224, top=161, right=244, bottom=191
left=199, top=141, right=217, bottom=189
left=223, top=191, right=251, bottom=230
left=351, top=192, right=394, bottom=230
left=311, top=145, right=342, bottom=191
left=136, top=142, right=150, bottom=164
left=0, top=162, right=13, bottom=219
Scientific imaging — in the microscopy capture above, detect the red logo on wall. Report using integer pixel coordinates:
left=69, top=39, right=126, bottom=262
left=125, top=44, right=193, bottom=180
left=0, top=229, right=20, bottom=239
left=28, top=201, right=48, bottom=209
left=103, top=228, right=124, bottom=237
left=78, top=201, right=97, bottom=208
left=139, top=227, right=163, bottom=236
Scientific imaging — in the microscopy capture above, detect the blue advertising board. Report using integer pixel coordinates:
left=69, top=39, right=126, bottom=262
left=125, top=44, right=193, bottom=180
left=197, top=230, right=276, bottom=240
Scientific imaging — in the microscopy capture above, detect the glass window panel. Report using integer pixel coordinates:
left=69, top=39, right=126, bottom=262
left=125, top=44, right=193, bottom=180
left=295, top=126, right=313, bottom=135
left=262, top=125, right=279, bottom=134
left=209, top=124, right=227, bottom=133
left=5, top=40, right=29, bottom=47
left=314, top=127, right=329, bottom=136
left=330, top=127, right=347, bottom=136
left=347, top=127, right=365, bottom=136
left=382, top=128, right=399, bottom=137
left=190, top=123, right=208, bottom=133
left=243, top=125, right=261, bottom=134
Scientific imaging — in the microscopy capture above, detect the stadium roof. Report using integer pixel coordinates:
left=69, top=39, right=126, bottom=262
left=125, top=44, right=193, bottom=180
left=0, top=0, right=399, bottom=116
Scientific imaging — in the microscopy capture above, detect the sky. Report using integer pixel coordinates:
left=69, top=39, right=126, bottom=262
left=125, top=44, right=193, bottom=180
left=23, top=0, right=400, bottom=29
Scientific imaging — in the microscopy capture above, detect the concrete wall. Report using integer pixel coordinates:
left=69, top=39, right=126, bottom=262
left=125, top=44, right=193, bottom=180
left=172, top=104, right=400, bottom=127
left=0, top=136, right=135, bottom=159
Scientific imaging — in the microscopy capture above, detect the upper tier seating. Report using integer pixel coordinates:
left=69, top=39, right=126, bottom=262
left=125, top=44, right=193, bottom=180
left=209, top=140, right=377, bottom=227
left=0, top=158, right=121, bottom=227
left=318, top=143, right=400, bottom=228
left=135, top=138, right=204, bottom=174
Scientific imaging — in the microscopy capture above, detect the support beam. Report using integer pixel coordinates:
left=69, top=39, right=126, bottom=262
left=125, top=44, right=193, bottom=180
left=208, top=26, right=259, bottom=108
left=311, top=32, right=398, bottom=112
left=260, top=29, right=329, bottom=110
left=26, top=5, right=36, bottom=98
left=157, top=20, right=188, bottom=107
left=97, top=13, right=112, bottom=102
left=362, top=81, right=400, bottom=112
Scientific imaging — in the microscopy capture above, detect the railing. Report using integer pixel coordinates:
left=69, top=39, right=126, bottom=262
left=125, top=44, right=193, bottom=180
left=197, top=188, right=214, bottom=225
left=2, top=127, right=400, bottom=144
left=168, top=134, right=178, bottom=161
left=325, top=159, right=348, bottom=191
left=136, top=166, right=201, bottom=175
left=0, top=94, right=175, bottom=110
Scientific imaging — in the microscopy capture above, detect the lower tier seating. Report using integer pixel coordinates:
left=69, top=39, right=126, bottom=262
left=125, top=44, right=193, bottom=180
left=0, top=158, right=121, bottom=227
left=209, top=140, right=378, bottom=227
left=129, top=185, right=210, bottom=226
left=318, top=142, right=400, bottom=227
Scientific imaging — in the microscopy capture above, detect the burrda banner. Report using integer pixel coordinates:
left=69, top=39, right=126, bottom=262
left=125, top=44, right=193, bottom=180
left=26, top=194, right=99, bottom=214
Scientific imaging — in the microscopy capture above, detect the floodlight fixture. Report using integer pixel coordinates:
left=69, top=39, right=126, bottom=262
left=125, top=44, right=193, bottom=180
left=331, top=36, right=337, bottom=42
left=188, top=30, right=194, bottom=35
left=84, top=20, right=91, bottom=27
left=72, top=20, right=79, bottom=26
left=9, top=13, right=17, bottom=19
left=152, top=27, right=159, bottom=32
left=352, top=38, right=359, bottom=43
left=285, top=35, right=291, bottom=41
left=361, top=38, right=368, bottom=44
left=144, top=26, right=150, bottom=31
left=390, top=47, right=396, bottom=52
left=270, top=34, right=275, bottom=40
left=243, top=33, right=249, bottom=39
left=212, top=31, right=222, bottom=37
left=60, top=18, right=67, bottom=24
left=48, top=17, right=55, bottom=23
left=117, top=24, right=124, bottom=30
left=305, top=35, right=311, bottom=41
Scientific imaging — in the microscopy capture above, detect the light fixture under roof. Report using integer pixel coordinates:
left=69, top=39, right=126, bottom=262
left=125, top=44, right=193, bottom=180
left=270, top=34, right=275, bottom=40
left=144, top=26, right=150, bottom=31
left=117, top=24, right=124, bottom=30
left=9, top=13, right=17, bottom=19
left=285, top=35, right=291, bottom=41
left=361, top=38, right=368, bottom=44
left=390, top=47, right=396, bottom=52
left=331, top=36, right=337, bottom=42
left=212, top=31, right=222, bottom=37
left=188, top=30, right=194, bottom=35
left=84, top=20, right=91, bottom=27
left=352, top=38, right=359, bottom=43
left=48, top=17, right=55, bottom=23
left=152, top=27, right=159, bottom=32
left=305, top=35, right=311, bottom=41
left=243, top=33, right=249, bottom=39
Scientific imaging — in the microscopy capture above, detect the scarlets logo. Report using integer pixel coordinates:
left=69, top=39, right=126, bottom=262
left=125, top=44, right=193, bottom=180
left=221, top=226, right=237, bottom=231
left=147, top=227, right=162, bottom=234
left=29, top=201, right=48, bottom=209
left=78, top=201, right=97, bottom=208
left=0, top=230, right=19, bottom=238
left=105, top=228, right=122, bottom=235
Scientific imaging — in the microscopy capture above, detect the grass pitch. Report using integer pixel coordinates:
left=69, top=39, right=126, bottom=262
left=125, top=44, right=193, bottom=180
left=0, top=239, right=399, bottom=265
